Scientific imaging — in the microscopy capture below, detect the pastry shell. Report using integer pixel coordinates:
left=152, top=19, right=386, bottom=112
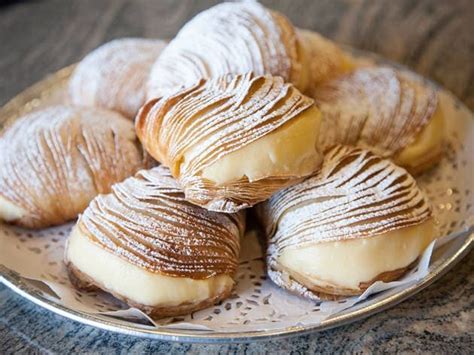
left=258, top=145, right=434, bottom=299
left=137, top=73, right=321, bottom=213
left=65, top=166, right=245, bottom=317
left=0, top=105, right=148, bottom=228
left=313, top=66, right=443, bottom=174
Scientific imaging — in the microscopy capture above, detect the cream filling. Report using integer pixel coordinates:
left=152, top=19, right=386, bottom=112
left=395, top=103, right=444, bottom=169
left=278, top=220, right=435, bottom=291
left=0, top=196, right=27, bottom=223
left=65, top=227, right=234, bottom=307
left=192, top=106, right=322, bottom=184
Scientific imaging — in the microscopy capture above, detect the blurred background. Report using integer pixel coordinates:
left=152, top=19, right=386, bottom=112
left=0, top=0, right=473, bottom=109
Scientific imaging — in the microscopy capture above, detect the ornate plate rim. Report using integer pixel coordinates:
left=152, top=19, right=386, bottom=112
left=0, top=52, right=473, bottom=343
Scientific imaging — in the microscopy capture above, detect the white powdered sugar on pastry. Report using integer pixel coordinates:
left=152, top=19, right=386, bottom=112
left=65, top=166, right=244, bottom=316
left=312, top=67, right=440, bottom=170
left=258, top=145, right=433, bottom=298
left=147, top=1, right=303, bottom=99
left=70, top=166, right=244, bottom=278
left=70, top=38, right=166, bottom=118
left=136, top=73, right=321, bottom=212
left=0, top=105, right=148, bottom=228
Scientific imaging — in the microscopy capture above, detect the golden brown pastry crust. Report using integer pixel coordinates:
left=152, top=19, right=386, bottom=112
left=258, top=145, right=433, bottom=299
left=312, top=67, right=441, bottom=173
left=137, top=73, right=318, bottom=213
left=0, top=105, right=149, bottom=228
left=297, top=29, right=354, bottom=89
left=73, top=166, right=244, bottom=278
left=65, top=166, right=244, bottom=317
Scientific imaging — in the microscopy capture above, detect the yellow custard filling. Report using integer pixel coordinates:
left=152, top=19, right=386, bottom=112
left=395, top=103, right=444, bottom=170
left=194, top=106, right=322, bottom=184
left=66, top=227, right=233, bottom=307
left=278, top=220, right=435, bottom=291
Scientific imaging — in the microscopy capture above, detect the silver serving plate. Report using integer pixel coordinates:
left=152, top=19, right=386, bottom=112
left=1, top=55, right=473, bottom=343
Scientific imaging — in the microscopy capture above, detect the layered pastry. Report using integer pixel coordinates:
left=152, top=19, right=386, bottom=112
left=257, top=145, right=436, bottom=299
left=312, top=67, right=444, bottom=174
left=147, top=1, right=352, bottom=99
left=297, top=29, right=353, bottom=90
left=0, top=105, right=148, bottom=228
left=136, top=73, right=323, bottom=212
left=65, top=166, right=244, bottom=317
left=70, top=38, right=166, bottom=119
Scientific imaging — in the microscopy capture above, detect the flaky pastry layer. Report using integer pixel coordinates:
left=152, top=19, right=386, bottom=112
left=70, top=38, right=166, bottom=118
left=258, top=145, right=434, bottom=299
left=0, top=105, right=147, bottom=228
left=69, top=166, right=244, bottom=279
left=313, top=67, right=443, bottom=173
left=65, top=166, right=244, bottom=316
left=137, top=73, right=321, bottom=212
left=147, top=1, right=303, bottom=98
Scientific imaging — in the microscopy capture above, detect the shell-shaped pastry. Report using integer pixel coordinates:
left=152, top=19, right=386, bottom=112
left=0, top=105, right=148, bottom=228
left=65, top=166, right=244, bottom=317
left=147, top=1, right=304, bottom=99
left=258, top=145, right=434, bottom=299
left=70, top=38, right=166, bottom=119
left=312, top=66, right=443, bottom=173
left=297, top=29, right=354, bottom=89
left=136, top=73, right=322, bottom=213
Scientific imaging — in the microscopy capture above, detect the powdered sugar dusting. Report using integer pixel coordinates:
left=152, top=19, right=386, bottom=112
left=147, top=2, right=302, bottom=99
left=76, top=166, right=245, bottom=278
left=258, top=145, right=432, bottom=297
left=136, top=73, right=315, bottom=212
left=313, top=67, right=437, bottom=157
left=0, top=105, right=147, bottom=228
left=70, top=38, right=167, bottom=118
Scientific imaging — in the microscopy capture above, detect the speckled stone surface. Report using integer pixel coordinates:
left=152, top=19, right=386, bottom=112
left=0, top=0, right=473, bottom=353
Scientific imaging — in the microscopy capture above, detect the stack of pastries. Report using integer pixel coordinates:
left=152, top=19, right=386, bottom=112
left=0, top=2, right=444, bottom=317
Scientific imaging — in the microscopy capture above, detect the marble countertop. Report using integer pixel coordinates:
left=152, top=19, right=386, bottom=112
left=0, top=0, right=473, bottom=352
